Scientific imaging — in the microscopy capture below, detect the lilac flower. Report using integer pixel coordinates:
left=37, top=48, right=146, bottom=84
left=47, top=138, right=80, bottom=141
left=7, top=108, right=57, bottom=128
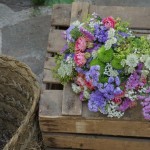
left=65, top=25, right=75, bottom=42
left=86, top=65, right=100, bottom=86
left=118, top=98, right=132, bottom=112
left=114, top=87, right=122, bottom=95
left=118, top=31, right=130, bottom=38
left=80, top=27, right=95, bottom=41
left=61, top=44, right=68, bottom=53
left=126, top=72, right=140, bottom=90
left=94, top=24, right=108, bottom=43
left=88, top=90, right=106, bottom=113
left=108, top=76, right=114, bottom=84
left=115, top=76, right=121, bottom=86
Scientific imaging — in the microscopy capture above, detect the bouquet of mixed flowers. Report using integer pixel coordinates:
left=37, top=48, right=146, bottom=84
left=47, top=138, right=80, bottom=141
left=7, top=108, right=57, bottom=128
left=53, top=13, right=150, bottom=120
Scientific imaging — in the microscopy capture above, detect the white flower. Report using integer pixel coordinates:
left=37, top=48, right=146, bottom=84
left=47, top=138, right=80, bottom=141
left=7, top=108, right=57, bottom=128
left=71, top=20, right=80, bottom=26
left=83, top=90, right=90, bottom=99
left=108, top=28, right=115, bottom=38
left=128, top=67, right=135, bottom=74
left=91, top=50, right=98, bottom=59
left=125, top=54, right=139, bottom=67
left=105, top=40, right=112, bottom=50
left=107, top=101, right=124, bottom=118
left=121, top=59, right=126, bottom=67
left=141, top=70, right=149, bottom=77
left=72, top=83, right=81, bottom=94
left=140, top=54, right=149, bottom=62
left=145, top=57, right=150, bottom=70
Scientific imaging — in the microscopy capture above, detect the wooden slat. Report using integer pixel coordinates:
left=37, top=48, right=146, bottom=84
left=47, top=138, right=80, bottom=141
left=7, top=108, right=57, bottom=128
left=44, top=57, right=55, bottom=70
left=39, top=90, right=62, bottom=117
left=70, top=2, right=90, bottom=23
left=61, top=2, right=90, bottom=116
left=62, top=83, right=82, bottom=115
left=51, top=3, right=150, bottom=29
left=90, top=6, right=150, bottom=29
left=47, top=29, right=66, bottom=53
left=39, top=117, right=150, bottom=138
left=43, top=133, right=150, bottom=150
left=51, top=4, right=71, bottom=27
left=43, top=69, right=60, bottom=83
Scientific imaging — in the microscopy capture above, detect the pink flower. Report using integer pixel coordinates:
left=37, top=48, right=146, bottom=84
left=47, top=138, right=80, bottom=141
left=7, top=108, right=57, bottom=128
left=102, top=16, right=116, bottom=28
left=76, top=73, right=85, bottom=87
left=75, top=37, right=87, bottom=52
left=74, top=52, right=86, bottom=67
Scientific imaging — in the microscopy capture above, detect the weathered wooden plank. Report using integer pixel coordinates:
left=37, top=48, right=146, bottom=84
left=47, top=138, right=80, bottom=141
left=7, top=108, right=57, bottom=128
left=62, top=83, right=82, bottom=115
left=51, top=3, right=150, bottom=29
left=44, top=57, right=55, bottom=70
left=47, top=29, right=66, bottom=53
left=70, top=2, right=90, bottom=23
left=43, top=133, right=150, bottom=150
left=39, top=117, right=150, bottom=137
left=39, top=90, right=62, bottom=117
left=43, top=69, right=60, bottom=84
left=61, top=2, right=90, bottom=116
left=51, top=4, right=71, bottom=27
left=90, top=6, right=150, bottom=29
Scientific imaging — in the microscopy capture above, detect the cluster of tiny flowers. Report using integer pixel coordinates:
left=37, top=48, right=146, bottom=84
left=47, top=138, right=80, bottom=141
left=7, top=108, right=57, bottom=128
left=54, top=13, right=150, bottom=120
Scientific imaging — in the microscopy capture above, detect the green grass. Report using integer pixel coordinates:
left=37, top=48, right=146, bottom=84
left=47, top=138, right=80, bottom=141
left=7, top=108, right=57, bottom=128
left=32, top=0, right=74, bottom=6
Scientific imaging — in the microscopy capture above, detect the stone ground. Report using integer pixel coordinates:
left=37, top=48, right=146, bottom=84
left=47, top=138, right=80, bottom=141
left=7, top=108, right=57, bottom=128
left=0, top=0, right=150, bottom=84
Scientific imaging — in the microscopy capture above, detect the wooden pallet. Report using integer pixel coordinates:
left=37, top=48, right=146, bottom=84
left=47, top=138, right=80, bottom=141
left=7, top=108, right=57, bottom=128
left=39, top=2, right=150, bottom=150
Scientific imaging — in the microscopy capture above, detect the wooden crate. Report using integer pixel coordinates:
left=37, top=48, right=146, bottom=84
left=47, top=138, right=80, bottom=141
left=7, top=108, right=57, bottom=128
left=39, top=2, right=150, bottom=150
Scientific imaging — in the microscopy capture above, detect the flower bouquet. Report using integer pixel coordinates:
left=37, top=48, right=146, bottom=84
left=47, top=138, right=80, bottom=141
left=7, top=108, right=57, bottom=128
left=53, top=13, right=150, bottom=120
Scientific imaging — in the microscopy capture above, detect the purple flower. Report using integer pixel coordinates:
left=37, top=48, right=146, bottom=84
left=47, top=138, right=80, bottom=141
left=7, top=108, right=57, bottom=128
left=118, top=31, right=130, bottom=38
left=94, top=24, right=108, bottom=43
left=75, top=67, right=86, bottom=74
left=114, top=87, right=122, bottom=95
left=108, top=76, right=114, bottom=84
left=88, top=90, right=106, bottom=113
left=86, top=43, right=101, bottom=53
left=115, top=76, right=121, bottom=86
left=80, top=27, right=95, bottom=41
left=118, top=98, right=132, bottom=112
left=86, top=65, right=100, bottom=86
left=65, top=25, right=75, bottom=42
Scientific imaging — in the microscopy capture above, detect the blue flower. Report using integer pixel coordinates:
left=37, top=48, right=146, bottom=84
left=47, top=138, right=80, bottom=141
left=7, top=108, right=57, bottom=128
left=108, top=76, right=114, bottom=83
left=115, top=76, right=121, bottom=86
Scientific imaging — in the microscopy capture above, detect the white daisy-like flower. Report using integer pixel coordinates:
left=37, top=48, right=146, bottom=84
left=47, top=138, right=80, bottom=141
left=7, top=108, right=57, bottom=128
left=145, top=56, right=150, bottom=70
left=140, top=54, right=149, bottom=63
left=125, top=54, right=139, bottom=67
left=72, top=83, right=81, bottom=94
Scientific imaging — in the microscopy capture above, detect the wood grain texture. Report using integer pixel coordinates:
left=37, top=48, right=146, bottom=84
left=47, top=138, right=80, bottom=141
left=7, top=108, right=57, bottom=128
left=43, top=69, right=60, bottom=84
left=47, top=29, right=66, bottom=53
left=51, top=4, right=150, bottom=29
left=39, top=117, right=150, bottom=138
left=70, top=2, right=90, bottom=23
left=39, top=90, right=62, bottom=117
left=43, top=133, right=150, bottom=150
left=90, top=6, right=150, bottom=29
left=51, top=4, right=71, bottom=27
left=62, top=83, right=82, bottom=115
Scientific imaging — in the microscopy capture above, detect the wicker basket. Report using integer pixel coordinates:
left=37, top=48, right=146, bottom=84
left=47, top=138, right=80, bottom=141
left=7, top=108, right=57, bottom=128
left=0, top=55, right=41, bottom=150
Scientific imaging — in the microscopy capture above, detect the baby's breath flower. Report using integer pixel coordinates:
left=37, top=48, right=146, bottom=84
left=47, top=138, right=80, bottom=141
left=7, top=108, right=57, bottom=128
left=83, top=90, right=90, bottom=99
left=108, top=28, right=115, bottom=38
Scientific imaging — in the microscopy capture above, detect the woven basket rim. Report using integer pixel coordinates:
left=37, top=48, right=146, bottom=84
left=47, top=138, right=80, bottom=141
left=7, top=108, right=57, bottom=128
left=0, top=55, right=41, bottom=150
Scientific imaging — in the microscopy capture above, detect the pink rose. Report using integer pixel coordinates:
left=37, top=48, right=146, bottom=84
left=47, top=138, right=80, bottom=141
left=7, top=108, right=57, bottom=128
left=75, top=37, right=87, bottom=52
left=102, top=16, right=116, bottom=28
left=74, top=52, right=86, bottom=67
